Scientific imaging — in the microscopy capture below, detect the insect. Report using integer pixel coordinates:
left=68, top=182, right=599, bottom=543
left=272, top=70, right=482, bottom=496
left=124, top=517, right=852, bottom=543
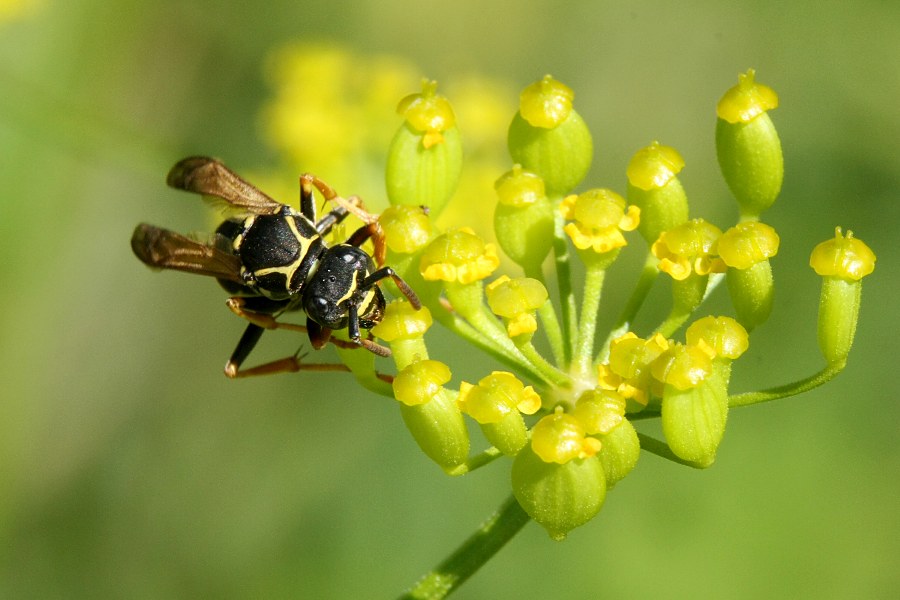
left=131, top=156, right=420, bottom=378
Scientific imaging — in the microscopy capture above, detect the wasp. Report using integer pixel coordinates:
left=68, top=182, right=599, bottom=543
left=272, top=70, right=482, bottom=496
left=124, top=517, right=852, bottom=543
left=131, top=156, right=420, bottom=378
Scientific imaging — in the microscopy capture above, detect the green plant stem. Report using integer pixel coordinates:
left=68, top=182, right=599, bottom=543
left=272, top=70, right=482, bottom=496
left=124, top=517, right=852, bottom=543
left=514, top=337, right=572, bottom=388
left=728, top=360, right=846, bottom=407
left=433, top=309, right=548, bottom=385
left=536, top=299, right=566, bottom=368
left=552, top=208, right=577, bottom=364
left=654, top=304, right=694, bottom=339
left=597, top=252, right=658, bottom=363
left=446, top=446, right=504, bottom=476
left=573, top=264, right=605, bottom=377
left=400, top=494, right=530, bottom=600
left=637, top=432, right=703, bottom=468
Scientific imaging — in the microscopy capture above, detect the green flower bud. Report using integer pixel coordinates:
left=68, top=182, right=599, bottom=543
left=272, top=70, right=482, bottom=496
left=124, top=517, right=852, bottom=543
left=573, top=389, right=639, bottom=488
left=379, top=205, right=433, bottom=255
left=652, top=219, right=727, bottom=314
left=715, top=69, right=783, bottom=218
left=386, top=80, right=463, bottom=215
left=651, top=342, right=713, bottom=391
left=685, top=316, right=749, bottom=361
left=493, top=166, right=555, bottom=272
left=809, top=228, right=876, bottom=365
left=596, top=418, right=639, bottom=489
left=626, top=141, right=689, bottom=245
left=485, top=275, right=549, bottom=339
left=392, top=359, right=451, bottom=406
left=457, top=371, right=541, bottom=456
left=718, top=222, right=780, bottom=330
left=371, top=300, right=433, bottom=369
left=508, top=75, right=593, bottom=196
left=399, top=388, right=470, bottom=474
left=660, top=360, right=729, bottom=467
left=511, top=443, right=606, bottom=540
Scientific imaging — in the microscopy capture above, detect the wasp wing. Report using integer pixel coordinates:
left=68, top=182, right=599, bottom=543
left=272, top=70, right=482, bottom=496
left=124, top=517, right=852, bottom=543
left=131, top=223, right=244, bottom=284
left=166, top=156, right=282, bottom=216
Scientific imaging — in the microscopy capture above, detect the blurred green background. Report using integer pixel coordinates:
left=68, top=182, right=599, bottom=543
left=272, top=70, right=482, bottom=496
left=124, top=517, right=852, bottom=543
left=2, top=1, right=898, bottom=598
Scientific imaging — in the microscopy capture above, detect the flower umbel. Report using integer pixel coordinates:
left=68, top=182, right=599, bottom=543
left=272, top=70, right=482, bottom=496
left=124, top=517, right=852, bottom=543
left=250, top=59, right=876, bottom=595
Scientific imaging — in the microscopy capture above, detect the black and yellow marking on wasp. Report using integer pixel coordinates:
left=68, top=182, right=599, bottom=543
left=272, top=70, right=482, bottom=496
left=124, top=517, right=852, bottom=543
left=131, top=156, right=421, bottom=378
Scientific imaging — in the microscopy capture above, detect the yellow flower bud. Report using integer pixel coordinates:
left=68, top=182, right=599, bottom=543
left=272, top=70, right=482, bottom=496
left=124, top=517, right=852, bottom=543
left=810, top=228, right=876, bottom=364
left=718, top=222, right=780, bottom=329
left=652, top=219, right=727, bottom=281
left=518, top=75, right=574, bottom=128
left=685, top=316, right=749, bottom=361
left=809, top=227, right=876, bottom=281
left=372, top=301, right=432, bottom=342
left=560, top=189, right=640, bottom=256
left=715, top=69, right=783, bottom=218
left=626, top=141, right=689, bottom=245
left=493, top=166, right=555, bottom=271
left=651, top=343, right=713, bottom=391
left=531, top=409, right=602, bottom=464
left=508, top=75, right=593, bottom=196
left=457, top=371, right=540, bottom=456
left=598, top=332, right=670, bottom=409
left=387, top=80, right=463, bottom=214
left=396, top=79, right=457, bottom=147
left=419, top=228, right=500, bottom=284
left=392, top=359, right=452, bottom=406
left=572, top=389, right=626, bottom=436
left=379, top=205, right=433, bottom=255
left=485, top=276, right=549, bottom=338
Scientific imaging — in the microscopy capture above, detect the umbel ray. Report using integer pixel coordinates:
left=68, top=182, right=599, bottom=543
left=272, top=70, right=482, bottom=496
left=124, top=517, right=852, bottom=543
left=132, top=156, right=420, bottom=378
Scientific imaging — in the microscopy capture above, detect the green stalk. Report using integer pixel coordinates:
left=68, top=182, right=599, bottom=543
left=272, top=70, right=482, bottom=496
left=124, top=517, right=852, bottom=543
left=637, top=432, right=704, bottom=468
left=597, top=252, right=658, bottom=364
left=536, top=299, right=566, bottom=368
left=551, top=207, right=577, bottom=363
left=432, top=309, right=549, bottom=385
left=729, top=360, right=845, bottom=408
left=513, top=337, right=572, bottom=388
left=399, top=495, right=530, bottom=600
left=573, top=264, right=605, bottom=376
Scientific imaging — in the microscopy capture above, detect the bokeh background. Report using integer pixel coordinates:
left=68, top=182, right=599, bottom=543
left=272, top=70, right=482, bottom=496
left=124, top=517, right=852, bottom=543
left=2, top=1, right=898, bottom=598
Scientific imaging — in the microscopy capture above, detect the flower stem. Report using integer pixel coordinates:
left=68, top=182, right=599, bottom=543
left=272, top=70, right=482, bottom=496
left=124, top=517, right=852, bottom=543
left=514, top=337, right=572, bottom=388
left=536, top=298, right=566, bottom=367
left=399, top=494, right=530, bottom=600
left=573, top=264, right=605, bottom=377
left=446, top=446, right=504, bottom=476
left=433, top=309, right=549, bottom=385
left=729, top=360, right=846, bottom=407
left=637, top=432, right=703, bottom=468
left=552, top=207, right=577, bottom=363
left=597, top=252, right=658, bottom=363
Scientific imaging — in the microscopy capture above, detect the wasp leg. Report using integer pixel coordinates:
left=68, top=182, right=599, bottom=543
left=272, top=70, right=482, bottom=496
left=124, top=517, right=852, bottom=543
left=226, top=297, right=307, bottom=333
left=360, top=267, right=421, bottom=310
left=344, top=304, right=392, bottom=357
left=345, top=222, right=388, bottom=266
left=301, top=173, right=377, bottom=225
left=226, top=347, right=354, bottom=378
